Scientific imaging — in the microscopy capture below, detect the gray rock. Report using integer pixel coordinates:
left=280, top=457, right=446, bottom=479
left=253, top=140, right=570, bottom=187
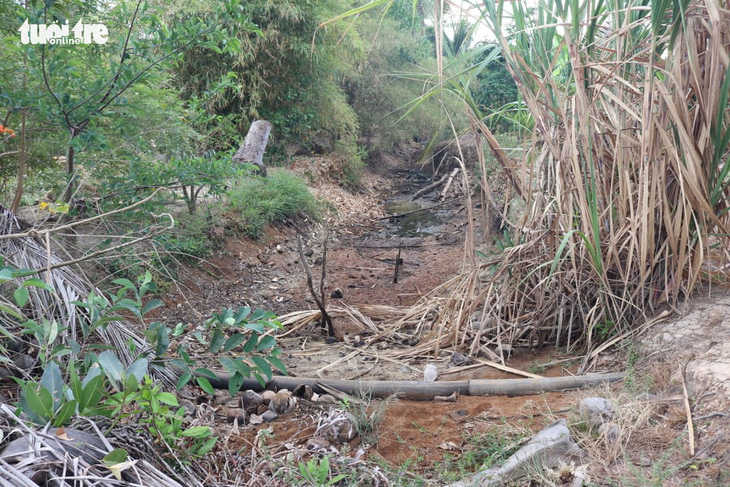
left=7, top=339, right=24, bottom=353
left=180, top=398, right=196, bottom=417
left=446, top=419, right=585, bottom=487
left=213, top=391, right=233, bottom=406
left=225, top=408, right=247, bottom=424
left=261, top=410, right=278, bottom=422
left=318, top=394, right=338, bottom=404
left=599, top=422, right=621, bottom=443
left=261, top=390, right=276, bottom=405
left=0, top=367, right=12, bottom=382
left=450, top=352, right=472, bottom=367
left=12, top=354, right=36, bottom=371
left=578, top=397, right=614, bottom=428
left=241, top=390, right=264, bottom=414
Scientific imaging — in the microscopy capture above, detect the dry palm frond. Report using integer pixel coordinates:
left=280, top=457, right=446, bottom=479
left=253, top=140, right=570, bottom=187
left=0, top=404, right=186, bottom=487
left=0, top=206, right=176, bottom=385
left=277, top=303, right=412, bottom=336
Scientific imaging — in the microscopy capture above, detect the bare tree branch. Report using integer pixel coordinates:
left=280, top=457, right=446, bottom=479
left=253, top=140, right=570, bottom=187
left=296, top=235, right=335, bottom=338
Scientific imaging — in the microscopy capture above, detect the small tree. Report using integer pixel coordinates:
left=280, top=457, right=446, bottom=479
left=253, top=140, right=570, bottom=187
left=18, top=0, right=258, bottom=202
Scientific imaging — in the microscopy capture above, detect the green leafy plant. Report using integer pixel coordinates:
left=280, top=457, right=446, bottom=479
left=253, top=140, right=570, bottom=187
left=341, top=392, right=392, bottom=446
left=297, top=456, right=346, bottom=487
left=438, top=431, right=525, bottom=483
left=106, top=375, right=217, bottom=457
left=174, top=305, right=286, bottom=396
left=16, top=359, right=111, bottom=426
left=6, top=266, right=282, bottom=450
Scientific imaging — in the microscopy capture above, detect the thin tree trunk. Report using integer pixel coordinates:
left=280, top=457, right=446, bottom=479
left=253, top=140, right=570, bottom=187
left=63, top=142, right=75, bottom=203
left=10, top=21, right=27, bottom=213
left=10, top=111, right=26, bottom=212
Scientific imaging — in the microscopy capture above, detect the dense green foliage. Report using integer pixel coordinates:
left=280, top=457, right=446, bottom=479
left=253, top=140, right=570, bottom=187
left=0, top=0, right=517, bottom=211
left=169, top=0, right=359, bottom=154
left=1, top=266, right=283, bottom=460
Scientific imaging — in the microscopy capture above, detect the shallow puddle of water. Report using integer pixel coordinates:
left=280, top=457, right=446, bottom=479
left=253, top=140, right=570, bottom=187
left=384, top=199, right=443, bottom=237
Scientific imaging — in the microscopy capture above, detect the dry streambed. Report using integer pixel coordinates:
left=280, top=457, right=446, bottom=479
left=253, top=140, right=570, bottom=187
left=153, top=156, right=729, bottom=485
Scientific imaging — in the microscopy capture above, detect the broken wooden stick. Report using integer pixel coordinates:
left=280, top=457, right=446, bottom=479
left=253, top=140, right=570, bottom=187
left=440, top=167, right=460, bottom=200
left=680, top=357, right=695, bottom=456
left=412, top=172, right=450, bottom=200
left=296, top=235, right=335, bottom=338
left=392, top=246, right=402, bottom=284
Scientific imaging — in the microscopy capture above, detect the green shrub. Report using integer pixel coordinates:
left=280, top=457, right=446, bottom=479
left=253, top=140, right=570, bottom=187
left=156, top=205, right=226, bottom=258
left=334, top=135, right=368, bottom=187
left=228, top=170, right=319, bottom=239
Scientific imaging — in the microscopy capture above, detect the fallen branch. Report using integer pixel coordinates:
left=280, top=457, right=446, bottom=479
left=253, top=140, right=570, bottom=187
left=680, top=357, right=696, bottom=456
left=411, top=172, right=449, bottom=200
left=439, top=167, right=460, bottom=200
left=441, top=357, right=543, bottom=379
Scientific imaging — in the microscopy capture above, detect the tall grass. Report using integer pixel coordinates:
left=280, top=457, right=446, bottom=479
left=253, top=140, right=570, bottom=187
left=466, top=0, right=730, bottom=356
left=228, top=170, right=319, bottom=239
left=326, top=0, right=730, bottom=360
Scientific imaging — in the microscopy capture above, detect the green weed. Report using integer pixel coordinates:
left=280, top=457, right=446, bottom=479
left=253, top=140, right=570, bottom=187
left=228, top=170, right=319, bottom=239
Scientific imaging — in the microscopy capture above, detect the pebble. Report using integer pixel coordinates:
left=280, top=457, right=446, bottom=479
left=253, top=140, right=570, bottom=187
left=7, top=339, right=24, bottom=353
left=599, top=422, right=621, bottom=443
left=424, top=363, right=438, bottom=382
left=262, top=410, right=279, bottom=422
left=241, top=390, right=264, bottom=414
left=318, top=394, right=338, bottom=404
left=0, top=367, right=12, bottom=382
left=578, top=397, right=614, bottom=428
left=12, top=355, right=36, bottom=371
left=449, top=352, right=472, bottom=367
left=261, top=390, right=276, bottom=404
left=179, top=399, right=196, bottom=417
left=225, top=408, right=247, bottom=424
